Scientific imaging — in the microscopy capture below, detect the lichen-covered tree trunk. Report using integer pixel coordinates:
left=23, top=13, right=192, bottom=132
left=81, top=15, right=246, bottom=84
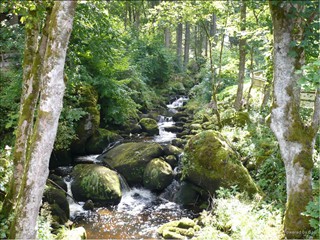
left=269, top=2, right=319, bottom=238
left=1, top=9, right=52, bottom=219
left=9, top=2, right=77, bottom=239
left=234, top=0, right=247, bottom=111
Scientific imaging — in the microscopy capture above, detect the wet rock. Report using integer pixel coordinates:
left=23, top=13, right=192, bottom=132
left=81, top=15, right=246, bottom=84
left=49, top=149, right=72, bottom=169
left=43, top=186, right=69, bottom=224
left=71, top=164, right=122, bottom=205
left=172, top=112, right=189, bottom=122
left=139, top=118, right=159, bottom=136
left=165, top=155, right=178, bottom=168
left=143, top=158, right=174, bottom=191
left=86, top=128, right=123, bottom=154
left=83, top=200, right=94, bottom=211
left=158, top=218, right=199, bottom=239
left=164, top=125, right=183, bottom=133
left=171, top=138, right=185, bottom=148
left=163, top=144, right=183, bottom=157
left=48, top=174, right=67, bottom=192
left=173, top=181, right=201, bottom=206
left=183, top=130, right=260, bottom=196
left=100, top=142, right=164, bottom=185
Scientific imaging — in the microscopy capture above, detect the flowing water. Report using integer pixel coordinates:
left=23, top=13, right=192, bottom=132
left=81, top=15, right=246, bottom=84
left=71, top=97, right=194, bottom=239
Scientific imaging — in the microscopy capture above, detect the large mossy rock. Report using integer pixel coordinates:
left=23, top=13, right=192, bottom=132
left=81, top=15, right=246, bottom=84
left=183, top=130, right=260, bottom=196
left=100, top=142, right=164, bottom=185
left=139, top=118, right=159, bottom=136
left=71, top=164, right=122, bottom=205
left=86, top=128, right=123, bottom=154
left=143, top=158, right=174, bottom=191
left=71, top=84, right=100, bottom=155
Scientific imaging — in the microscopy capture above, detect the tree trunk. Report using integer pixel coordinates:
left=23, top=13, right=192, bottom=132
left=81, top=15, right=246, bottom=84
left=184, top=22, right=190, bottom=69
left=234, top=0, right=247, bottom=111
left=164, top=27, right=171, bottom=48
left=176, top=22, right=183, bottom=71
left=269, top=2, right=319, bottom=238
left=1, top=9, right=52, bottom=219
left=9, top=2, right=76, bottom=239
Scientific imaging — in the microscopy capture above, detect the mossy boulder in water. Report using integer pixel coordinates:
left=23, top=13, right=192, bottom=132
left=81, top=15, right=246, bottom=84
left=71, top=164, right=122, bottom=205
left=183, top=130, right=260, bottom=196
left=139, top=118, right=159, bottom=136
left=143, top=158, right=174, bottom=191
left=43, top=186, right=69, bottom=224
left=157, top=218, right=199, bottom=239
left=100, top=142, right=164, bottom=185
left=86, top=128, right=123, bottom=154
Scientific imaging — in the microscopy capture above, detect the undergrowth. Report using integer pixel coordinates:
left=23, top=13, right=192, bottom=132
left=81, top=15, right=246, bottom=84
left=194, top=187, right=284, bottom=240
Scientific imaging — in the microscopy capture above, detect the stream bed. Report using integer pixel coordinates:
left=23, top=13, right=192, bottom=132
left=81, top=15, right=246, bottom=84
left=68, top=96, right=196, bottom=239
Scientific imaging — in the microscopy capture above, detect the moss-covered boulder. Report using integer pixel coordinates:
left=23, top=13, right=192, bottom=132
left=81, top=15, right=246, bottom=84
left=143, top=158, right=174, bottom=191
left=163, top=144, right=183, bottom=158
left=70, top=84, right=100, bottom=155
left=71, top=164, right=122, bottom=205
left=139, top=118, right=159, bottom=136
left=86, top=128, right=123, bottom=154
left=183, top=130, right=260, bottom=196
left=100, top=142, right=164, bottom=185
left=43, top=186, right=69, bottom=224
left=157, top=218, right=199, bottom=239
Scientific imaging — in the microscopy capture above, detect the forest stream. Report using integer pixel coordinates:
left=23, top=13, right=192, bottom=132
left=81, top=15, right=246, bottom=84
left=63, top=97, right=198, bottom=239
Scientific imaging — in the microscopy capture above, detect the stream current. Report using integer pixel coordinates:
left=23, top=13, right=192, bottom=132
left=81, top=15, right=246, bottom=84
left=67, top=97, right=196, bottom=239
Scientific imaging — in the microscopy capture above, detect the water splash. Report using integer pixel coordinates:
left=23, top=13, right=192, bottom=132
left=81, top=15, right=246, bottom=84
left=64, top=177, right=88, bottom=220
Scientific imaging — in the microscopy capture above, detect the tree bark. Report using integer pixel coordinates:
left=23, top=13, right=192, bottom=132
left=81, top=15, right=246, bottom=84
left=269, top=2, right=319, bottom=238
left=9, top=2, right=77, bottom=239
left=164, top=27, right=171, bottom=48
left=176, top=22, right=183, bottom=71
left=234, top=0, right=247, bottom=111
left=184, top=22, right=190, bottom=69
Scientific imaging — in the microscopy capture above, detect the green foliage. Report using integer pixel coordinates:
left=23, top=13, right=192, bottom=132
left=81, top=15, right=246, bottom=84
left=0, top=147, right=13, bottom=239
left=302, top=197, right=320, bottom=239
left=0, top=147, right=12, bottom=195
left=195, top=187, right=283, bottom=240
left=131, top=37, right=175, bottom=85
left=37, top=203, right=55, bottom=240
left=296, top=59, right=320, bottom=90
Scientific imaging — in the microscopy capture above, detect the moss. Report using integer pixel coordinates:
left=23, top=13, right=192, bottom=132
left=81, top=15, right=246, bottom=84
left=183, top=130, right=260, bottom=196
left=101, top=142, right=164, bottom=184
left=143, top=158, right=173, bottom=190
left=139, top=118, right=159, bottom=136
left=284, top=187, right=312, bottom=239
left=71, top=164, right=121, bottom=204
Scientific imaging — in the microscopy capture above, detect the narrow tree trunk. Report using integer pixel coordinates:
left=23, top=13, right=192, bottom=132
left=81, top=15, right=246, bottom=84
left=1, top=9, right=52, bottom=219
left=269, top=2, right=319, bottom=238
left=176, top=22, right=183, bottom=71
left=184, top=22, right=190, bottom=69
left=9, top=2, right=77, bottom=239
left=234, top=0, right=247, bottom=111
left=246, top=46, right=254, bottom=110
left=164, top=27, right=171, bottom=48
